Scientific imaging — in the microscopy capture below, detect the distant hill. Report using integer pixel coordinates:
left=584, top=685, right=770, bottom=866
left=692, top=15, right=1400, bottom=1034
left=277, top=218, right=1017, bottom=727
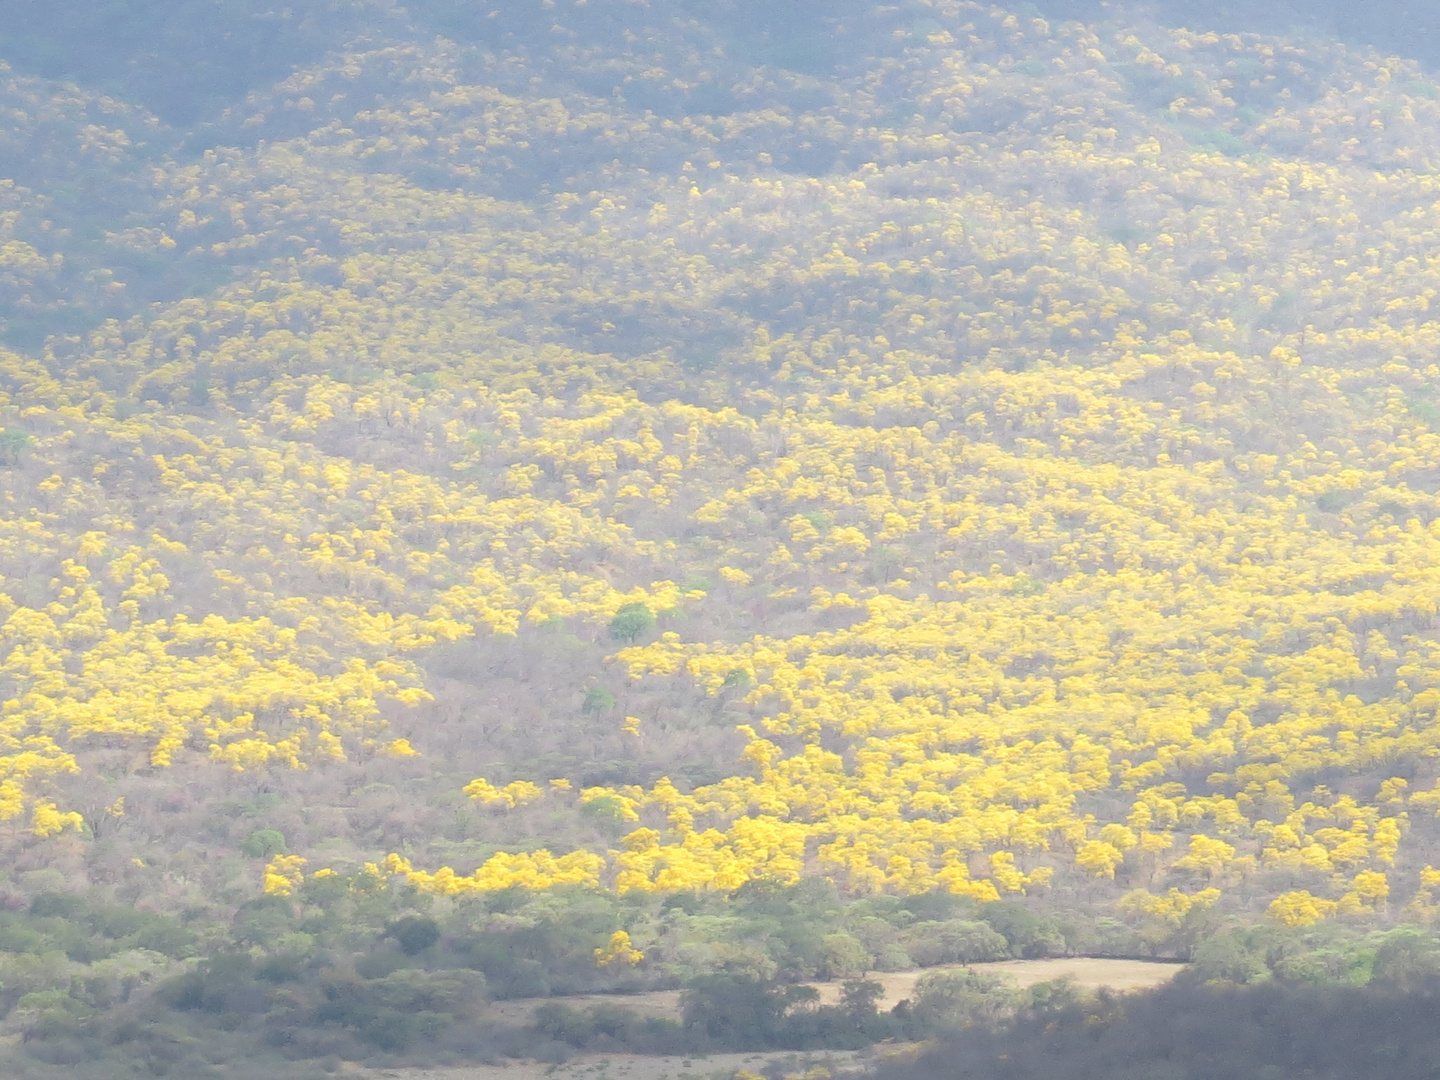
left=2, top=2, right=1440, bottom=1074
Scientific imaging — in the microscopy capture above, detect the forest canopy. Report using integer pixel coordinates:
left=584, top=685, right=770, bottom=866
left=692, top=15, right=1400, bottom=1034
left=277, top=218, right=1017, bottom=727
left=2, top=0, right=1440, bottom=1075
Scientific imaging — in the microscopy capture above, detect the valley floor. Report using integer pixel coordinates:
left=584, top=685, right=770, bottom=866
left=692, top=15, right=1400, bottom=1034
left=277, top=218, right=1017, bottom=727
left=386, top=959, right=1184, bottom=1080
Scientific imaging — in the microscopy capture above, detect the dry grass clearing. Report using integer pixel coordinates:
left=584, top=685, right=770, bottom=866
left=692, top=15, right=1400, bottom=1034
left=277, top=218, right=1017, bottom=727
left=485, top=957, right=1185, bottom=1024
left=809, top=957, right=1185, bottom=1010
left=366, top=959, right=1183, bottom=1080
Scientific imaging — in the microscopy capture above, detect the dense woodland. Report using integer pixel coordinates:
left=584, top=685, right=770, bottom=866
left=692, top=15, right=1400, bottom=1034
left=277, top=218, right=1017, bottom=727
left=3, top=0, right=1440, bottom=1076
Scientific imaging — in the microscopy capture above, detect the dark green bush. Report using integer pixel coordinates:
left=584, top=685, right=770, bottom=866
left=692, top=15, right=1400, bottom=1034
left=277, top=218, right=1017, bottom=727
left=388, top=915, right=441, bottom=956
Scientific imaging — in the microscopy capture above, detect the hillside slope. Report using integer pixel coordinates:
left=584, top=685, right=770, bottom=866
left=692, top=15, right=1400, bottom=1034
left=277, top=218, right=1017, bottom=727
left=3, top=3, right=1440, bottom=1070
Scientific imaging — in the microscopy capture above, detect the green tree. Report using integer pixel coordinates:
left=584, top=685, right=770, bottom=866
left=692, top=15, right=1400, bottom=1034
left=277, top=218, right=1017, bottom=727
left=582, top=688, right=617, bottom=713
left=0, top=429, right=32, bottom=464
left=239, top=829, right=287, bottom=858
left=388, top=915, right=441, bottom=956
left=608, top=603, right=656, bottom=643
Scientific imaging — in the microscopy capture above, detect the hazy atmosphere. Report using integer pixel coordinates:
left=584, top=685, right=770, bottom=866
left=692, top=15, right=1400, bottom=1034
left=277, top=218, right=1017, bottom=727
left=2, top=2, right=1440, bottom=1077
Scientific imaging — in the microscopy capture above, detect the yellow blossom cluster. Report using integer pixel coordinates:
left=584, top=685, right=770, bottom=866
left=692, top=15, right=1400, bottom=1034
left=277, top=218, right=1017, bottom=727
left=366, top=851, right=605, bottom=894
left=594, top=930, right=645, bottom=968
left=0, top=538, right=434, bottom=823
left=263, top=854, right=309, bottom=897
left=6, top=0, right=1440, bottom=925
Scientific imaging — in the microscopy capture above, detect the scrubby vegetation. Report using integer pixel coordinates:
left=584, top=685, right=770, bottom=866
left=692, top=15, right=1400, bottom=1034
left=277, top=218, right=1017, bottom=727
left=868, top=978, right=1440, bottom=1080
left=3, top=0, right=1440, bottom=1074
left=0, top=879, right=1134, bottom=1074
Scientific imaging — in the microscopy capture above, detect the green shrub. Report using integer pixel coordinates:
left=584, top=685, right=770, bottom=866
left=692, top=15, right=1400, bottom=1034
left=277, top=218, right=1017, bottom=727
left=608, top=603, right=656, bottom=643
left=240, top=829, right=288, bottom=858
left=387, top=915, right=441, bottom=956
left=907, top=968, right=1018, bottom=1030
left=902, top=919, right=1009, bottom=967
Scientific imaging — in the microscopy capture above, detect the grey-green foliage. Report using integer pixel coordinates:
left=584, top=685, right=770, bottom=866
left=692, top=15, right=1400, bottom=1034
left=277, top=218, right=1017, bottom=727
left=909, top=968, right=1019, bottom=1029
left=1371, top=926, right=1440, bottom=988
left=582, top=687, right=617, bottom=713
left=901, top=919, right=1009, bottom=967
left=0, top=429, right=32, bottom=463
left=1184, top=924, right=1440, bottom=990
left=362, top=967, right=486, bottom=1012
left=820, top=931, right=872, bottom=978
